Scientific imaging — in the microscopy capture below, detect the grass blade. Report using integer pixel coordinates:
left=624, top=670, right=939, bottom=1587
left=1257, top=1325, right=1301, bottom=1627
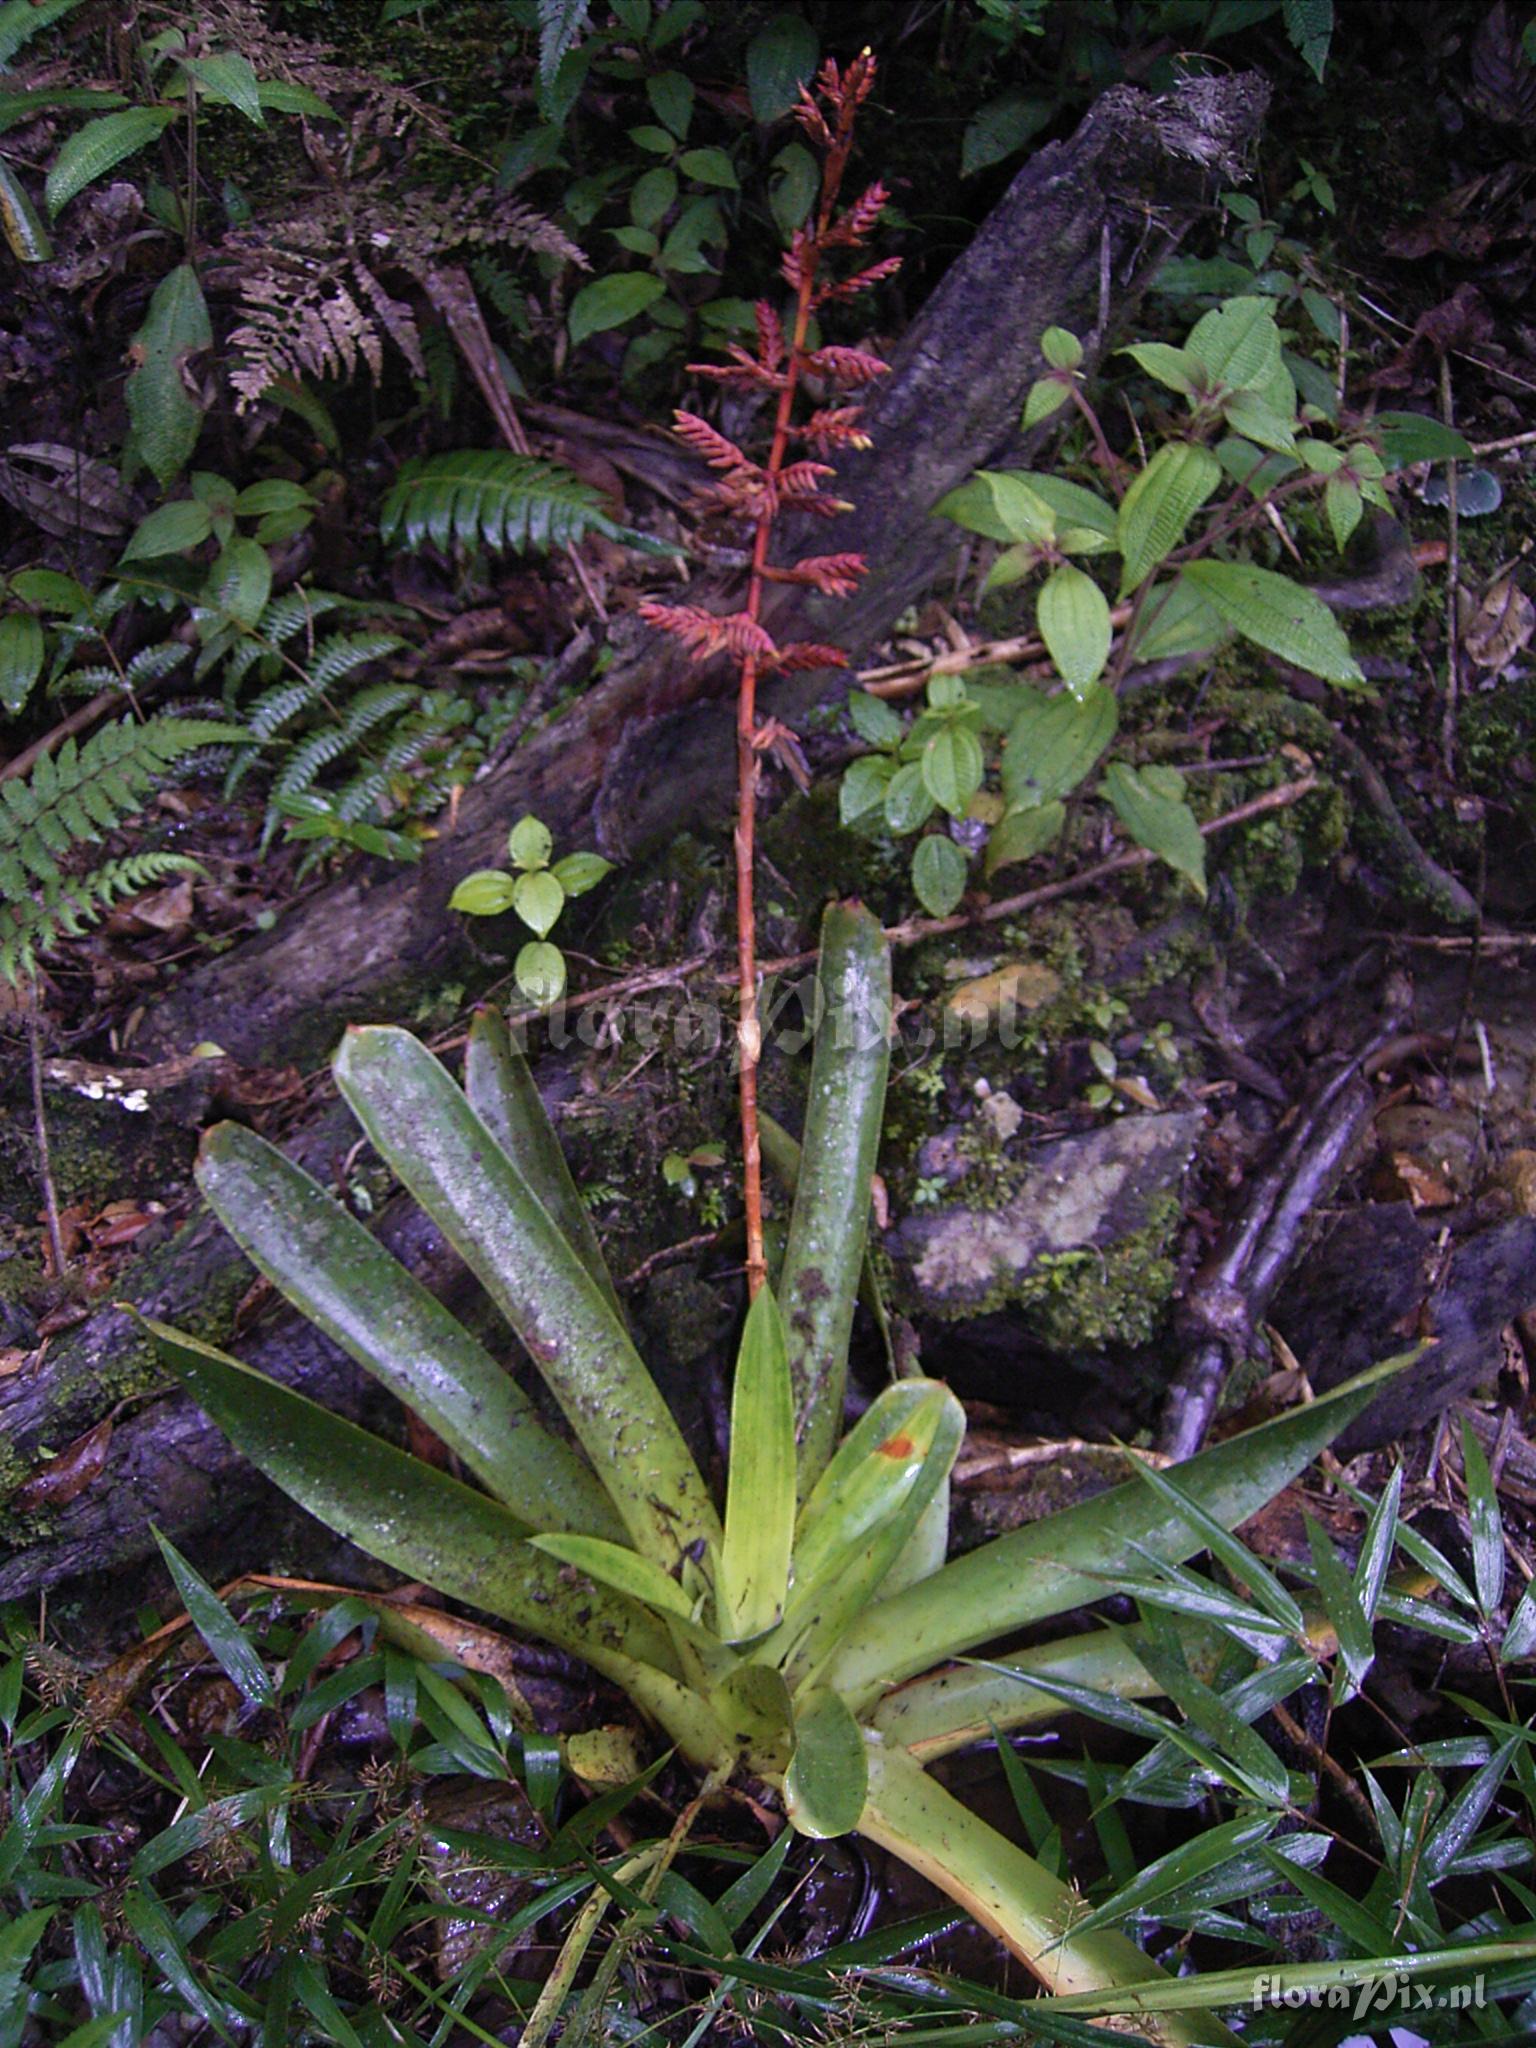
left=150, top=1527, right=275, bottom=1710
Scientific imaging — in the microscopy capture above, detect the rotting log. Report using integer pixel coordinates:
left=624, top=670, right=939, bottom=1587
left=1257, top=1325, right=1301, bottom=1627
left=137, top=74, right=1270, bottom=1071
left=3, top=75, right=1272, bottom=1605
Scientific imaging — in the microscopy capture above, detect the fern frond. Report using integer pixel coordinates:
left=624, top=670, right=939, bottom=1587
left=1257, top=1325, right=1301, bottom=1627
left=0, top=718, right=242, bottom=894
left=309, top=632, right=403, bottom=692
left=271, top=682, right=419, bottom=802
left=0, top=850, right=202, bottom=983
left=380, top=451, right=641, bottom=555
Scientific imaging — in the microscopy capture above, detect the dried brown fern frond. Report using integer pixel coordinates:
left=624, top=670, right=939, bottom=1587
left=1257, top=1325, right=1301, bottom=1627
left=219, top=182, right=583, bottom=408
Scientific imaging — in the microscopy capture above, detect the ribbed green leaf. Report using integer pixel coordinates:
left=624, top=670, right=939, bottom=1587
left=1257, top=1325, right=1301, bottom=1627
left=151, top=1527, right=275, bottom=1709
left=1101, top=760, right=1206, bottom=897
left=985, top=800, right=1064, bottom=876
left=181, top=52, right=264, bottom=124
left=46, top=106, right=177, bottom=214
left=1037, top=563, right=1111, bottom=697
left=568, top=272, right=666, bottom=347
left=1116, top=443, right=1220, bottom=595
left=0, top=0, right=87, bottom=65
left=194, top=1121, right=622, bottom=1539
left=719, top=1287, right=796, bottom=1641
left=206, top=536, right=271, bottom=630
left=0, top=613, right=45, bottom=713
left=1000, top=682, right=1116, bottom=811
left=143, top=1320, right=677, bottom=1676
left=120, top=499, right=214, bottom=561
left=1184, top=297, right=1284, bottom=393
left=124, top=266, right=212, bottom=486
left=779, top=903, right=891, bottom=1494
left=1182, top=558, right=1363, bottom=686
left=910, top=833, right=967, bottom=917
left=920, top=722, right=983, bottom=817
left=332, top=1026, right=720, bottom=1569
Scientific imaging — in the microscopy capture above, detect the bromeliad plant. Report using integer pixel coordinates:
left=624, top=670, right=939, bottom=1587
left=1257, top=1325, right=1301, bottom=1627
left=146, top=899, right=1407, bottom=2043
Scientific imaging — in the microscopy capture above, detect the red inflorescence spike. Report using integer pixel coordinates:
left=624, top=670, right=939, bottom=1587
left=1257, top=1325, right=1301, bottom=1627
left=826, top=181, right=888, bottom=247
left=763, top=553, right=868, bottom=597
left=796, top=405, right=873, bottom=451
left=637, top=602, right=778, bottom=666
left=672, top=410, right=757, bottom=474
left=814, top=255, right=903, bottom=306
left=754, top=300, right=785, bottom=371
left=771, top=641, right=851, bottom=673
left=804, top=345, right=890, bottom=387
left=776, top=460, right=838, bottom=498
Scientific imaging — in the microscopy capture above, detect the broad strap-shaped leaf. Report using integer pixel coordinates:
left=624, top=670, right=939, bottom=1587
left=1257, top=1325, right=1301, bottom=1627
left=1001, top=682, right=1117, bottom=812
left=530, top=1533, right=698, bottom=1625
left=708, top=1661, right=793, bottom=1768
left=144, top=1321, right=678, bottom=1679
left=759, top=1108, right=900, bottom=1377
left=1182, top=558, right=1363, bottom=686
left=332, top=1026, right=721, bottom=1569
left=1036, top=563, right=1111, bottom=698
left=719, top=1288, right=796, bottom=1642
left=758, top=1379, right=964, bottom=1689
left=780, top=904, right=891, bottom=1496
left=464, top=1005, right=623, bottom=1318
left=860, top=1743, right=1231, bottom=2039
left=784, top=1687, right=867, bottom=1839
left=827, top=1353, right=1413, bottom=1707
left=1116, top=443, right=1221, bottom=597
left=194, top=1122, right=621, bottom=1540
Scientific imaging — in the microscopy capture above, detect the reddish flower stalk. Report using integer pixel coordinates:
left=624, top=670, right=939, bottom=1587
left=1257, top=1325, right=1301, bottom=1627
left=641, top=53, right=894, bottom=1297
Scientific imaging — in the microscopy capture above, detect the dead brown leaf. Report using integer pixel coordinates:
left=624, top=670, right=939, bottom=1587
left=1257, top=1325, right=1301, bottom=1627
left=9, top=1417, right=112, bottom=1511
left=1462, top=577, right=1535, bottom=669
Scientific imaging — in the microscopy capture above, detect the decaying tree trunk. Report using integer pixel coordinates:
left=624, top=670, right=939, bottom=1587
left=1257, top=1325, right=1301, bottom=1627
left=2, top=75, right=1268, bottom=1605
left=138, top=74, right=1268, bottom=1069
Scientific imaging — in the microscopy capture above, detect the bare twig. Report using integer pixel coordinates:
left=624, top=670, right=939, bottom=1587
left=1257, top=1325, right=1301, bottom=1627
left=422, top=265, right=608, bottom=622
left=1439, top=353, right=1461, bottom=779
left=27, top=985, right=66, bottom=1277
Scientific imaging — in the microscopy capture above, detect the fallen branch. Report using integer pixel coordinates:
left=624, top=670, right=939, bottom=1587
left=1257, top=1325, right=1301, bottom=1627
left=493, top=775, right=1320, bottom=1030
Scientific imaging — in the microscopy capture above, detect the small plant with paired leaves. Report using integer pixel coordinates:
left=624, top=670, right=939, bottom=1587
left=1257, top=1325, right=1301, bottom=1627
left=146, top=898, right=1421, bottom=2042
left=841, top=293, right=1470, bottom=916
left=451, top=813, right=613, bottom=1005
